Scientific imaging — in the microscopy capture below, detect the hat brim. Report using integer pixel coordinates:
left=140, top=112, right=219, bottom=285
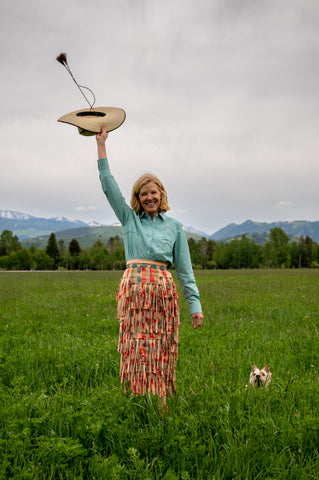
left=58, top=106, right=126, bottom=135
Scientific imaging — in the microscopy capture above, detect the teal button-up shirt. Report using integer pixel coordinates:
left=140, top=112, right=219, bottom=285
left=98, top=157, right=202, bottom=315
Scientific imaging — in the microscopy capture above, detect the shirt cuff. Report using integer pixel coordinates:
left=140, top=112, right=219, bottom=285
left=189, top=301, right=203, bottom=315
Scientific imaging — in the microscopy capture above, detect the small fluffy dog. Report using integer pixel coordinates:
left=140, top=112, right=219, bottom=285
left=249, top=364, right=272, bottom=388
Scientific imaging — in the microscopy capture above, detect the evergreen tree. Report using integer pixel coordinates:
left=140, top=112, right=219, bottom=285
left=45, top=233, right=59, bottom=268
left=68, top=238, right=81, bottom=270
left=69, top=238, right=81, bottom=257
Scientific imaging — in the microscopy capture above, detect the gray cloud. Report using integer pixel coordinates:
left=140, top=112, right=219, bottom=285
left=1, top=0, right=318, bottom=234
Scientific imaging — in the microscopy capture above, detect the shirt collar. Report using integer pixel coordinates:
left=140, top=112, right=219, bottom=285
left=140, top=211, right=166, bottom=220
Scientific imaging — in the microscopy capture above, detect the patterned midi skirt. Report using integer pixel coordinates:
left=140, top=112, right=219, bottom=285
left=116, top=260, right=179, bottom=398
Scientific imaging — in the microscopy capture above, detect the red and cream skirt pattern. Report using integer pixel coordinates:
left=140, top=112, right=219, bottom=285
left=116, top=260, right=179, bottom=398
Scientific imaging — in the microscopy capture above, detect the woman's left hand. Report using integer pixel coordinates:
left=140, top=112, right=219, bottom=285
left=191, top=312, right=204, bottom=329
left=96, top=125, right=108, bottom=144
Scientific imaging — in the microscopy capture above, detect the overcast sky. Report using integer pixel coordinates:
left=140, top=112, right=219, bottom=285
left=1, top=0, right=318, bottom=234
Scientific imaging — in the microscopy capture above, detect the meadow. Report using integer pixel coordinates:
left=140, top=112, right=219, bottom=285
left=0, top=269, right=319, bottom=479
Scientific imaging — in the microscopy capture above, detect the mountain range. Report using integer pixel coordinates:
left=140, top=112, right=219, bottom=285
left=1, top=210, right=319, bottom=248
left=0, top=210, right=102, bottom=240
left=210, top=219, right=319, bottom=242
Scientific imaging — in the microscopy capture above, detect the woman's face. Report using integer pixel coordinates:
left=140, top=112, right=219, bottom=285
left=138, top=181, right=161, bottom=219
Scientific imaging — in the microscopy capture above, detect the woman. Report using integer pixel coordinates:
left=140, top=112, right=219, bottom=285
left=96, top=126, right=203, bottom=404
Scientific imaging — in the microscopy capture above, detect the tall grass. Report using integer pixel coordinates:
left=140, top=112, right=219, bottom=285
left=0, top=270, right=318, bottom=479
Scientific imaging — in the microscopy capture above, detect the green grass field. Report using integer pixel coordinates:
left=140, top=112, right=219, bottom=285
left=0, top=270, right=319, bottom=479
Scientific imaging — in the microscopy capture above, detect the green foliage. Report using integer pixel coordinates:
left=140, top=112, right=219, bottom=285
left=67, top=239, right=82, bottom=270
left=45, top=233, right=60, bottom=268
left=188, top=230, right=319, bottom=270
left=0, top=229, right=21, bottom=255
left=0, top=270, right=319, bottom=478
left=1, top=228, right=319, bottom=271
left=264, top=227, right=291, bottom=268
left=69, top=238, right=81, bottom=257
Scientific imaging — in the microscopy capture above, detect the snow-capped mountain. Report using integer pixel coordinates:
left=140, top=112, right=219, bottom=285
left=0, top=210, right=90, bottom=240
left=0, top=210, right=34, bottom=221
left=88, top=221, right=104, bottom=227
left=183, top=225, right=209, bottom=238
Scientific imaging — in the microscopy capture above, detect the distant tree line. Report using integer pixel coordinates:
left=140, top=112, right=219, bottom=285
left=188, top=227, right=319, bottom=269
left=0, top=227, right=319, bottom=271
left=0, top=231, right=125, bottom=271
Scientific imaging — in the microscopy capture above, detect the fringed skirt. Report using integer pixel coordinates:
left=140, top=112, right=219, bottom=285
left=116, top=260, right=179, bottom=398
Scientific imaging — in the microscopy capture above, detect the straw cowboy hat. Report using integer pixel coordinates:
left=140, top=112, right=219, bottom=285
left=58, top=106, right=126, bottom=136
left=56, top=53, right=126, bottom=136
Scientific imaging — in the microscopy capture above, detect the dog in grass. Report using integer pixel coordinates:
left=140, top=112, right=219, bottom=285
left=248, top=364, right=272, bottom=388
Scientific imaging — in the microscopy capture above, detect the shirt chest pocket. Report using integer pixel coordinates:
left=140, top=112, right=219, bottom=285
left=123, top=225, right=138, bottom=236
left=153, top=225, right=175, bottom=255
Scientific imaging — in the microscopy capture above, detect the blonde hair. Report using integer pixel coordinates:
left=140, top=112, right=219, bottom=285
left=130, top=173, right=170, bottom=214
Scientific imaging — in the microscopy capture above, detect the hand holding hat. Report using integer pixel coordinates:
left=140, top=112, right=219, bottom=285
left=96, top=125, right=108, bottom=143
